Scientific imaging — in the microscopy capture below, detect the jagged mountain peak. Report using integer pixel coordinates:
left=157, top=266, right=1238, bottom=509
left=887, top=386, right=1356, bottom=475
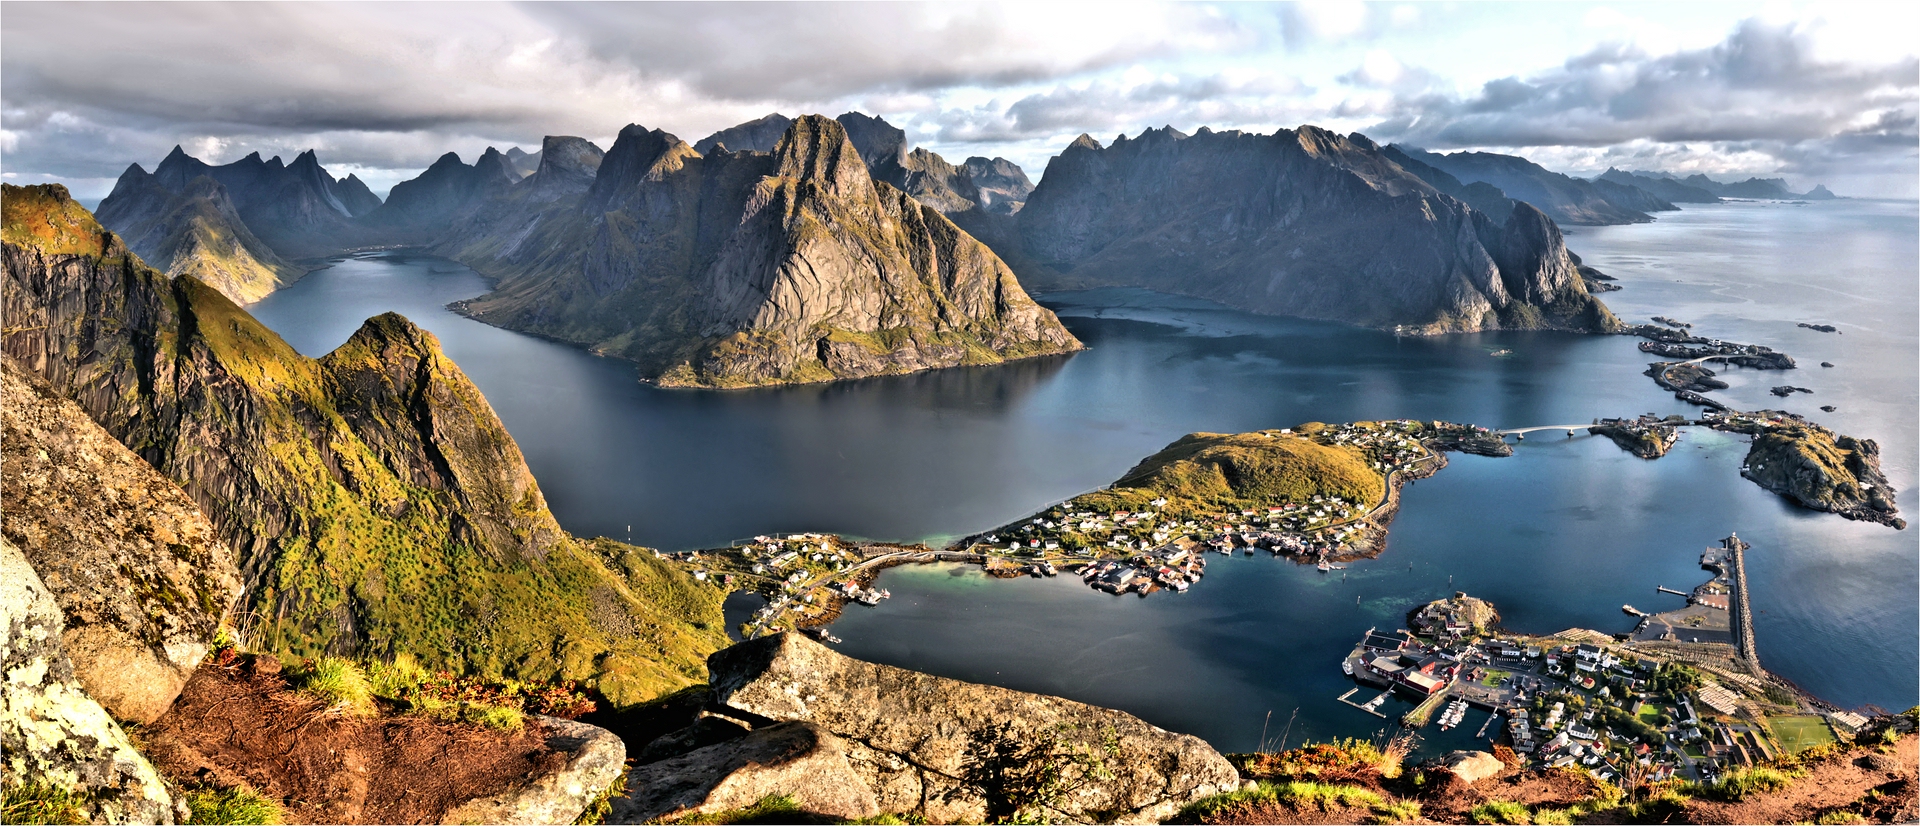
left=586, top=124, right=697, bottom=211
left=1067, top=133, right=1103, bottom=152
left=773, top=115, right=874, bottom=200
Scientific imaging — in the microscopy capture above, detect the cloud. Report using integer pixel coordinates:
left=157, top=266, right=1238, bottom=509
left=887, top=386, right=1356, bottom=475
left=1356, top=19, right=1915, bottom=183
left=928, top=70, right=1312, bottom=144
left=524, top=2, right=1259, bottom=103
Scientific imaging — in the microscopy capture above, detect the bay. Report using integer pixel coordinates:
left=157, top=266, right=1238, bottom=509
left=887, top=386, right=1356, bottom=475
left=248, top=198, right=1917, bottom=753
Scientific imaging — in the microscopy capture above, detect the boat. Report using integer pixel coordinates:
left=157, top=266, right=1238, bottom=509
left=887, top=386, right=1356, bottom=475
left=1342, top=659, right=1355, bottom=676
left=1317, top=560, right=1332, bottom=572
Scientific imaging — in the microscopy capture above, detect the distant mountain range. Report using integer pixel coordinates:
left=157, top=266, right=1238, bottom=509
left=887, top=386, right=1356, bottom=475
left=91, top=114, right=1842, bottom=384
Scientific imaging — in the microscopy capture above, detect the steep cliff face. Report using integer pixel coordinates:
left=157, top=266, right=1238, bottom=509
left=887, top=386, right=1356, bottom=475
left=95, top=168, right=297, bottom=304
left=1013, top=126, right=1617, bottom=334
left=834, top=112, right=1030, bottom=216
left=2, top=183, right=728, bottom=705
left=1, top=363, right=242, bottom=724
left=443, top=115, right=1079, bottom=387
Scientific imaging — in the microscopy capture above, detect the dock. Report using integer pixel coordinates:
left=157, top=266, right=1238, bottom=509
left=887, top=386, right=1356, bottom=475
left=1476, top=709, right=1499, bottom=739
left=1657, top=586, right=1689, bottom=598
left=1337, top=688, right=1390, bottom=718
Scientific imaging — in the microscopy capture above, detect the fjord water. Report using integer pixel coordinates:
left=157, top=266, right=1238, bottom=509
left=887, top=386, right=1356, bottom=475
left=249, top=199, right=1916, bottom=752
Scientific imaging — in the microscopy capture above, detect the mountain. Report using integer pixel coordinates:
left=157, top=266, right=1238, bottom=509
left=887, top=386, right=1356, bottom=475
left=355, top=148, right=518, bottom=244
left=2, top=183, right=728, bottom=707
left=693, top=113, right=794, bottom=154
left=95, top=166, right=300, bottom=304
left=1009, top=126, right=1618, bottom=334
left=961, top=156, right=1035, bottom=213
left=1595, top=168, right=1721, bottom=203
left=144, top=146, right=366, bottom=255
left=1626, top=170, right=1836, bottom=200
left=1389, top=145, right=1673, bottom=225
left=438, top=115, right=1080, bottom=388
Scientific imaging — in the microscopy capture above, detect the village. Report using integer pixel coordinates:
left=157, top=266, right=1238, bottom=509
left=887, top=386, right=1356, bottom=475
left=662, top=420, right=1517, bottom=639
left=1338, top=536, right=1865, bottom=789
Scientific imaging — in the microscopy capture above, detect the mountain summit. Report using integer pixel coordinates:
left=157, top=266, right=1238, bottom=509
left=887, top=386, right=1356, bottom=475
left=439, top=115, right=1080, bottom=387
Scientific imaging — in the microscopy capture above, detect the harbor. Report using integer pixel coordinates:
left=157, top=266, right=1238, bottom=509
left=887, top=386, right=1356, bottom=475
left=1330, top=534, right=1858, bottom=784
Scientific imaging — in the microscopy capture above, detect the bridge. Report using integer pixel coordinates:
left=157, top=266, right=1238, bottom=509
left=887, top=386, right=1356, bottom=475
left=1491, top=424, right=1594, bottom=436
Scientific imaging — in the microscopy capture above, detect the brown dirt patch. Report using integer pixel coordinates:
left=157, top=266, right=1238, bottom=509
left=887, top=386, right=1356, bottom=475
left=142, top=655, right=565, bottom=824
left=1201, top=801, right=1380, bottom=824
left=1682, top=734, right=1918, bottom=825
left=1415, top=765, right=1599, bottom=821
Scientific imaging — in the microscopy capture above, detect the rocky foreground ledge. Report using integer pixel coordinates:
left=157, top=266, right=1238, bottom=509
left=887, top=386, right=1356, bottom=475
left=612, top=633, right=1241, bottom=824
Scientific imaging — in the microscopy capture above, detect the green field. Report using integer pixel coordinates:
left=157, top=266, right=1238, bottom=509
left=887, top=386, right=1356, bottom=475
left=1767, top=715, right=1837, bottom=754
left=1480, top=669, right=1512, bottom=688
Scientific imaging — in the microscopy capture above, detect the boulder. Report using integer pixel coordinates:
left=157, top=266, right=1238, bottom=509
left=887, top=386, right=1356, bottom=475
left=1440, top=750, right=1506, bottom=785
left=702, top=633, right=1241, bottom=823
left=1, top=537, right=176, bottom=823
left=437, top=716, right=627, bottom=826
left=0, top=362, right=241, bottom=724
left=610, top=722, right=878, bottom=823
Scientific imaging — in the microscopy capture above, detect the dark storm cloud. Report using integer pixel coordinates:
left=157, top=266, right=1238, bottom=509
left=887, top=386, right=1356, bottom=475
left=1365, top=19, right=1917, bottom=150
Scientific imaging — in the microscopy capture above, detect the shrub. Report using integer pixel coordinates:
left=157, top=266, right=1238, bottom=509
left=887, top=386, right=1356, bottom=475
left=294, top=657, right=375, bottom=715
left=366, top=653, right=426, bottom=699
left=1531, top=807, right=1574, bottom=825
left=185, top=787, right=285, bottom=825
left=1370, top=799, right=1421, bottom=824
left=1687, top=766, right=1798, bottom=802
left=1, top=783, right=87, bottom=825
left=573, top=771, right=627, bottom=825
left=1173, top=781, right=1381, bottom=823
left=463, top=704, right=525, bottom=731
left=1816, top=811, right=1869, bottom=825
left=1469, top=799, right=1530, bottom=824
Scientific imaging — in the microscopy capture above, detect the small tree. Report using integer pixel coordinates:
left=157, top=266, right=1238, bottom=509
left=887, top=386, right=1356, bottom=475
left=946, top=722, right=1120, bottom=823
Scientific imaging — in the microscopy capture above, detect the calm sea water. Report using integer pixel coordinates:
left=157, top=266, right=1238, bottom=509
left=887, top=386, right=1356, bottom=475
left=249, top=198, right=1916, bottom=753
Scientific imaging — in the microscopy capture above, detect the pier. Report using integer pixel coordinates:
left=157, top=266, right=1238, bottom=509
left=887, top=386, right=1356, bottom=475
left=1402, top=688, right=1450, bottom=728
left=1475, top=710, right=1499, bottom=739
left=1726, top=533, right=1760, bottom=669
left=1337, top=688, right=1390, bottom=718
left=1657, top=586, right=1689, bottom=598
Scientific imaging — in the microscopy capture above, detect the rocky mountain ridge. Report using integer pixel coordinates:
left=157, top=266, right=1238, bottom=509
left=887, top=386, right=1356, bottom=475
left=1388, top=145, right=1675, bottom=225
left=1005, top=126, right=1618, bottom=334
left=94, top=168, right=300, bottom=304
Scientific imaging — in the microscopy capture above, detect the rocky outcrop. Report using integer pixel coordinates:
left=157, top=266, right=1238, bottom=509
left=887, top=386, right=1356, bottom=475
left=439, top=716, right=628, bottom=825
left=442, top=115, right=1079, bottom=388
left=1714, top=414, right=1904, bottom=528
left=1, top=363, right=241, bottom=724
left=1011, top=126, right=1617, bottom=334
left=614, top=722, right=879, bottom=823
left=1, top=537, right=177, bottom=824
left=1438, top=750, right=1506, bottom=785
left=694, top=633, right=1241, bottom=823
left=2, top=183, right=728, bottom=705
left=1389, top=146, right=1672, bottom=225
left=95, top=167, right=299, bottom=304
left=834, top=112, right=1031, bottom=216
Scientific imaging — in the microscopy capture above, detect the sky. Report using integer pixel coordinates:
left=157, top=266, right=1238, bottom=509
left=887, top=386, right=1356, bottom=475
left=3, top=1, right=1916, bottom=200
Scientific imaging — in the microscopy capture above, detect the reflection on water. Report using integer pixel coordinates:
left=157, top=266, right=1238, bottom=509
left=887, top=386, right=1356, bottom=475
left=247, top=199, right=1916, bottom=751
